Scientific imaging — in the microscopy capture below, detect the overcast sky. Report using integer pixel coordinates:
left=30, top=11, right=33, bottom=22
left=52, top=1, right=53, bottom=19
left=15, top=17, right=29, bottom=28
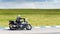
left=0, top=0, right=60, bottom=9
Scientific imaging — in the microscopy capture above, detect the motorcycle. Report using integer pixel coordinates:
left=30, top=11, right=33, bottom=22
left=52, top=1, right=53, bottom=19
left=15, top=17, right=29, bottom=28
left=9, top=18, right=32, bottom=30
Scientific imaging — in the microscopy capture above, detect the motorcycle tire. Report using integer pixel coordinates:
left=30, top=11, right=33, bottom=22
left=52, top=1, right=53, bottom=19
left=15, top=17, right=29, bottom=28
left=26, top=24, right=32, bottom=30
left=9, top=24, right=18, bottom=30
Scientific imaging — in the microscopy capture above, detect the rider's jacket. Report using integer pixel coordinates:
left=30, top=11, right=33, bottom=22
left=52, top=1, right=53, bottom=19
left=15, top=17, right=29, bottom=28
left=16, top=17, right=22, bottom=24
left=16, top=17, right=21, bottom=22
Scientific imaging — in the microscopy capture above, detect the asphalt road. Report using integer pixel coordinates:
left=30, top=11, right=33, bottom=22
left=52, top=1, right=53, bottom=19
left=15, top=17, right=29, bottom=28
left=0, top=27, right=60, bottom=34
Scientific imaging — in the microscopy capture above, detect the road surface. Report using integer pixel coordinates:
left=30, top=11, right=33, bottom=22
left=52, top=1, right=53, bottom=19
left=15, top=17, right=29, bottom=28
left=0, top=27, right=60, bottom=34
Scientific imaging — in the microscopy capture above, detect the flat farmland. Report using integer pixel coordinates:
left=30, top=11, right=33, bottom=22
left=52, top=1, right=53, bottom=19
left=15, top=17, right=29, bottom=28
left=0, top=9, right=60, bottom=27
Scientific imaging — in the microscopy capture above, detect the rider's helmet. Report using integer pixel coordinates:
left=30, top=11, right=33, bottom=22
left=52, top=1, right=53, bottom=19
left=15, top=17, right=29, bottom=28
left=18, top=15, right=21, bottom=18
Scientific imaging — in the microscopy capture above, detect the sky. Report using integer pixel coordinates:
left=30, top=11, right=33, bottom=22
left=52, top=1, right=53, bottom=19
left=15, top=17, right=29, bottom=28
left=0, top=0, right=60, bottom=9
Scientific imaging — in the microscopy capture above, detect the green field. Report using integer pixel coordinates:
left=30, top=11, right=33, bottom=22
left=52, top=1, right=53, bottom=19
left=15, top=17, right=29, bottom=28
left=0, top=9, right=60, bottom=27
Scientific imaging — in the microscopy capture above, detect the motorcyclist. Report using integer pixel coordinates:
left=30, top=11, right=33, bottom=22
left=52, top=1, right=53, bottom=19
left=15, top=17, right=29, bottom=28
left=16, top=15, right=22, bottom=25
left=16, top=15, right=27, bottom=29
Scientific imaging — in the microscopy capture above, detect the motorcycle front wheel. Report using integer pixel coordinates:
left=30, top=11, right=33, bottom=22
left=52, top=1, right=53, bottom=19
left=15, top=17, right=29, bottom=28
left=26, top=24, right=32, bottom=30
